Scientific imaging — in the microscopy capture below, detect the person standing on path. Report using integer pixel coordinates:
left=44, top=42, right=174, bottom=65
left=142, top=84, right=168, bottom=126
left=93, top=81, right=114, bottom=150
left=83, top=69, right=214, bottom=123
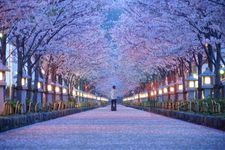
left=111, top=85, right=117, bottom=111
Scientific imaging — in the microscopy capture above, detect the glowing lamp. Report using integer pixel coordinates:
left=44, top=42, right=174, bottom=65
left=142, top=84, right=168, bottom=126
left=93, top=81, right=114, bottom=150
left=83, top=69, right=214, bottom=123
left=200, top=67, right=214, bottom=88
left=41, top=69, right=45, bottom=75
left=54, top=82, right=61, bottom=93
left=37, top=82, right=42, bottom=89
left=220, top=69, right=224, bottom=75
left=63, top=88, right=67, bottom=94
left=158, top=89, right=162, bottom=95
left=151, top=91, right=154, bottom=96
left=168, top=82, right=175, bottom=94
left=187, top=73, right=198, bottom=90
left=21, top=78, right=26, bottom=86
left=37, top=77, right=45, bottom=90
left=73, top=90, right=76, bottom=96
left=21, top=72, right=30, bottom=87
left=0, top=72, right=3, bottom=81
left=178, top=84, right=183, bottom=91
left=55, top=86, right=60, bottom=93
left=189, top=81, right=195, bottom=88
left=204, top=77, right=211, bottom=84
left=163, top=87, right=168, bottom=94
left=0, top=62, right=10, bottom=84
left=47, top=84, right=52, bottom=92
left=0, top=61, right=10, bottom=82
left=170, top=87, right=174, bottom=93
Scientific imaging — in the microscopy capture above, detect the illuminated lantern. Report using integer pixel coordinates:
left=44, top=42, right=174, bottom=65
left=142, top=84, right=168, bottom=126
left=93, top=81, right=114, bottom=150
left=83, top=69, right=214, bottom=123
left=187, top=74, right=198, bottom=89
left=158, top=87, right=163, bottom=95
left=0, top=60, right=9, bottom=84
left=220, top=66, right=225, bottom=75
left=175, top=79, right=184, bottom=101
left=21, top=72, right=31, bottom=87
left=162, top=85, right=168, bottom=101
left=37, top=77, right=45, bottom=90
left=158, top=85, right=164, bottom=102
left=47, top=84, right=52, bottom=92
left=201, top=67, right=214, bottom=86
left=63, top=88, right=67, bottom=94
left=163, top=86, right=168, bottom=94
left=0, top=32, right=3, bottom=38
left=187, top=73, right=198, bottom=100
left=36, top=77, right=45, bottom=104
left=200, top=67, right=215, bottom=98
left=150, top=91, right=154, bottom=97
left=168, top=82, right=175, bottom=93
left=168, top=82, right=175, bottom=101
left=0, top=60, right=9, bottom=113
left=62, top=85, right=68, bottom=101
left=72, top=90, right=76, bottom=97
left=55, top=82, right=61, bottom=93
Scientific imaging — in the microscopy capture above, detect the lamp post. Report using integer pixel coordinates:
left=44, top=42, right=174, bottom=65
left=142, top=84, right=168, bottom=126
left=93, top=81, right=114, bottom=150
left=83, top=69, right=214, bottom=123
left=187, top=73, right=198, bottom=100
left=200, top=67, right=215, bottom=98
left=0, top=60, right=9, bottom=113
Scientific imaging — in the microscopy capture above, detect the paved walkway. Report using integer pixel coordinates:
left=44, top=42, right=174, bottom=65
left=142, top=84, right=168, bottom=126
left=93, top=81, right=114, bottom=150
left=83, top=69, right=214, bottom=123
left=0, top=105, right=225, bottom=150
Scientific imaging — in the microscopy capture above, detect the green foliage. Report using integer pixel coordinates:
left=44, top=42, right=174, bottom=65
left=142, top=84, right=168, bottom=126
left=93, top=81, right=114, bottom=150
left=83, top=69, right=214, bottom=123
left=218, top=100, right=225, bottom=113
left=26, top=99, right=33, bottom=105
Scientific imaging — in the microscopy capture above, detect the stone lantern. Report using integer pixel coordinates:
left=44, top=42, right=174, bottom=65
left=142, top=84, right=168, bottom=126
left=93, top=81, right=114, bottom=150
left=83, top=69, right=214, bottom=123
left=72, top=89, right=77, bottom=98
left=200, top=67, right=215, bottom=98
left=168, top=82, right=175, bottom=101
left=47, top=80, right=55, bottom=104
left=62, top=85, right=68, bottom=101
left=150, top=90, right=155, bottom=101
left=187, top=73, right=198, bottom=100
left=20, top=72, right=31, bottom=113
left=55, top=82, right=62, bottom=101
left=36, top=77, right=45, bottom=105
left=175, top=79, right=184, bottom=101
left=0, top=60, right=9, bottom=113
left=162, top=85, right=168, bottom=101
left=158, top=85, right=163, bottom=102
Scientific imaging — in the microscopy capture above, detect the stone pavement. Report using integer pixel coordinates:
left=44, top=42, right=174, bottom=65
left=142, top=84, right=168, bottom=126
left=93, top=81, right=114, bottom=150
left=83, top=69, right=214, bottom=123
left=0, top=105, right=225, bottom=150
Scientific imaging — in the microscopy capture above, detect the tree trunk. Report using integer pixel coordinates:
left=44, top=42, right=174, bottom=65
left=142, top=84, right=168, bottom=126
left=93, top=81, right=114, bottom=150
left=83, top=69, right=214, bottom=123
left=181, top=59, right=187, bottom=100
left=188, top=60, right=192, bottom=76
left=0, top=33, right=7, bottom=65
left=0, top=34, right=7, bottom=104
left=52, top=71, right=56, bottom=103
left=33, top=55, right=40, bottom=103
left=16, top=36, right=23, bottom=102
left=214, top=43, right=221, bottom=100
left=197, top=53, right=203, bottom=99
left=27, top=57, right=33, bottom=101
left=59, top=75, right=63, bottom=101
left=208, top=44, right=214, bottom=71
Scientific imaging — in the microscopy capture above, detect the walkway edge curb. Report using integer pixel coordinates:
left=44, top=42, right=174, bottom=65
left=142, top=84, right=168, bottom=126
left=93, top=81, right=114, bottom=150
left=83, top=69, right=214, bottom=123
left=0, top=106, right=99, bottom=132
left=125, top=105, right=225, bottom=131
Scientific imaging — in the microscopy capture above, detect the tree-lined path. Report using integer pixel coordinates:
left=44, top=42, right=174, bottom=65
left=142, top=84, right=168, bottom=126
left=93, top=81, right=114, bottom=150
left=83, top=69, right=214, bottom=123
left=0, top=105, right=225, bottom=149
